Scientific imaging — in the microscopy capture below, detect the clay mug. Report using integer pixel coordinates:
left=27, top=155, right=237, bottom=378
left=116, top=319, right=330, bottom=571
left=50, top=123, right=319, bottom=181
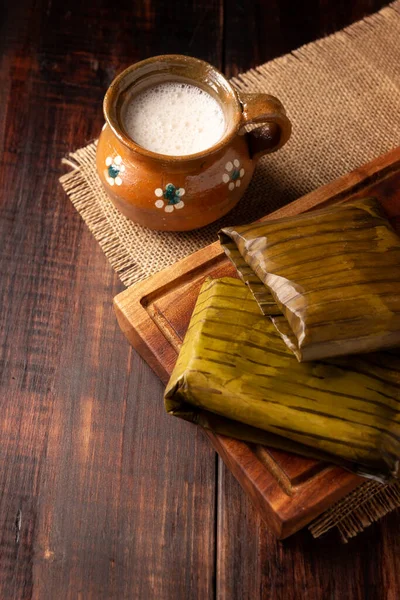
left=96, top=55, right=291, bottom=231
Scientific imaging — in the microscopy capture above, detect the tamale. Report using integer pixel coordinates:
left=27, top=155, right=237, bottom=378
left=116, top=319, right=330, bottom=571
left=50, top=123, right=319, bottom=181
left=219, top=197, right=400, bottom=361
left=165, top=277, right=400, bottom=482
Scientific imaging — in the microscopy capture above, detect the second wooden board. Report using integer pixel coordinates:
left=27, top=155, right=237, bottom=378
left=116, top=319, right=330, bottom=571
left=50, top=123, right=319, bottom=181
left=114, top=146, right=400, bottom=538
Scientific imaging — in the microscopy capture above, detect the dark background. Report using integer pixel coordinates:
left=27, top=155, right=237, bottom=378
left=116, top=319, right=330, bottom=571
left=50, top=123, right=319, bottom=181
left=1, top=0, right=399, bottom=598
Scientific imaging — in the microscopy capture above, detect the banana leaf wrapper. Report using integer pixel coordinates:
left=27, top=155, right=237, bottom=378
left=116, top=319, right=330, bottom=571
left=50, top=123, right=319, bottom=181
left=219, top=197, right=400, bottom=362
left=165, top=277, right=400, bottom=482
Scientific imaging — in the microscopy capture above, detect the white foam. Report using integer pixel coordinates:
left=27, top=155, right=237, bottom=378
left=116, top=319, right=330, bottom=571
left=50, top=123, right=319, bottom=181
left=122, top=82, right=226, bottom=156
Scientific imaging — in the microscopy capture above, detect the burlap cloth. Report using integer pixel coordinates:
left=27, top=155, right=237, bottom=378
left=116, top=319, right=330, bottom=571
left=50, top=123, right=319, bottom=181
left=60, top=1, right=400, bottom=541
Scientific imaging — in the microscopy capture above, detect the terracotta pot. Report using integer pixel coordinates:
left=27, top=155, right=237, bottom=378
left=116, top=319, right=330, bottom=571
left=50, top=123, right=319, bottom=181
left=96, top=55, right=291, bottom=231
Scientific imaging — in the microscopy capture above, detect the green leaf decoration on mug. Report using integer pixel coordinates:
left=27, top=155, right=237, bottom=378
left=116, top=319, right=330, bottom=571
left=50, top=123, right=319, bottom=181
left=104, top=155, right=125, bottom=186
left=154, top=183, right=186, bottom=212
left=222, top=159, right=245, bottom=190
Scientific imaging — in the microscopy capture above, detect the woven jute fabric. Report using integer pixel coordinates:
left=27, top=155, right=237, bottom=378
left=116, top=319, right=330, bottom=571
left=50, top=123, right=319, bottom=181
left=61, top=1, right=400, bottom=288
left=309, top=480, right=400, bottom=542
left=60, top=1, right=400, bottom=540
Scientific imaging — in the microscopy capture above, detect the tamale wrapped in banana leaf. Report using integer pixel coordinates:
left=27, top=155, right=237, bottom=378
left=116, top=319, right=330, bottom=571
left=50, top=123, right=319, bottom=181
left=219, top=197, right=400, bottom=361
left=165, top=277, right=400, bottom=482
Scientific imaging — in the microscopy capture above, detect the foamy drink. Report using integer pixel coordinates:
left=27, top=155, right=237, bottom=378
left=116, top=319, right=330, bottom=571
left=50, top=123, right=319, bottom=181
left=122, top=82, right=226, bottom=156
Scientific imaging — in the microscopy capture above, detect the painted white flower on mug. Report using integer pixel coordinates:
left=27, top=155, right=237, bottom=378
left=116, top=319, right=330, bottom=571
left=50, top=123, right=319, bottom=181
left=154, top=183, right=185, bottom=212
left=222, top=159, right=245, bottom=190
left=104, top=155, right=125, bottom=186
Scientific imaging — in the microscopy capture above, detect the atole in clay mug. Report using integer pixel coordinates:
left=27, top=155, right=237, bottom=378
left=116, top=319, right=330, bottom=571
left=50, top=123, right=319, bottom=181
left=96, top=55, right=291, bottom=231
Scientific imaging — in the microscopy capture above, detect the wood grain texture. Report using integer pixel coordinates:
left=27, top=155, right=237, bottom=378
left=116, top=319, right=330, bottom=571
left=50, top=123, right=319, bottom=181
left=0, top=0, right=219, bottom=598
left=217, top=468, right=400, bottom=600
left=224, top=0, right=390, bottom=76
left=1, top=0, right=398, bottom=598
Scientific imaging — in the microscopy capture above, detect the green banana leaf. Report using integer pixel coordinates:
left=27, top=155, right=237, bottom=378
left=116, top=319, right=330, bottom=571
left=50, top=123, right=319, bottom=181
left=165, top=277, right=400, bottom=482
left=219, top=197, right=400, bottom=362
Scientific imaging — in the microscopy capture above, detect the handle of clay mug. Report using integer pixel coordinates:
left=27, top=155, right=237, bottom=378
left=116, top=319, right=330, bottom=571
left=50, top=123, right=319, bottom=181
left=238, top=92, right=292, bottom=162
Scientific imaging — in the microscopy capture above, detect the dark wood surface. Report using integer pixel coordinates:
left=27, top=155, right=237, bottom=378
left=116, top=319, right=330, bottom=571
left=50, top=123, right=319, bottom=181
left=1, top=0, right=398, bottom=598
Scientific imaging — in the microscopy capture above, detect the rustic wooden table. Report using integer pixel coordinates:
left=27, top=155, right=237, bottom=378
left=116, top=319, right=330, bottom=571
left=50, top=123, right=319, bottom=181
left=1, top=1, right=399, bottom=598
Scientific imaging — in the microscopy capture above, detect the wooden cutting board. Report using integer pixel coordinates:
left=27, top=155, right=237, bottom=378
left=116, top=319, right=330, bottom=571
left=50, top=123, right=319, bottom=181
left=114, top=146, right=400, bottom=538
